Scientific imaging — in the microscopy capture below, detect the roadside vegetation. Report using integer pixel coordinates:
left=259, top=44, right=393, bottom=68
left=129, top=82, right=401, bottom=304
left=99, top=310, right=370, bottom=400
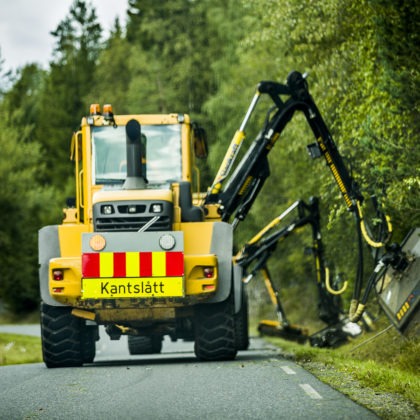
left=0, top=333, right=41, bottom=366
left=0, top=312, right=42, bottom=366
left=265, top=316, right=419, bottom=419
left=0, top=0, right=419, bottom=315
left=0, top=1, right=418, bottom=416
left=247, top=280, right=419, bottom=419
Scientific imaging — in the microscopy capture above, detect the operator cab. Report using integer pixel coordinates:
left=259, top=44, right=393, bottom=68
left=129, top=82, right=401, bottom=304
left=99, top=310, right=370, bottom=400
left=92, top=124, right=182, bottom=188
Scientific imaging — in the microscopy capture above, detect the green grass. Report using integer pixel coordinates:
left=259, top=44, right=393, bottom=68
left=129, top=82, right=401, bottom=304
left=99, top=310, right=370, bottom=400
left=0, top=333, right=42, bottom=366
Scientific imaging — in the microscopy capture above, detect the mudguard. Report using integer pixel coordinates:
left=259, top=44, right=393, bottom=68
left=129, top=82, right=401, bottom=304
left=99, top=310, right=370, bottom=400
left=233, top=263, right=245, bottom=314
left=206, top=222, right=236, bottom=304
left=38, top=225, right=65, bottom=307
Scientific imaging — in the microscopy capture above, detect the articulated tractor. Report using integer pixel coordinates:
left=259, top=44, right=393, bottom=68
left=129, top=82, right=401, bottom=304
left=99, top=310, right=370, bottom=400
left=39, top=72, right=419, bottom=367
left=39, top=109, right=248, bottom=367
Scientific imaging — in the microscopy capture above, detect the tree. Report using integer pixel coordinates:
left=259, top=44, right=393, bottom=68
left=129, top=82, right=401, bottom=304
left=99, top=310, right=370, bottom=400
left=0, top=0, right=417, bottom=317
left=34, top=0, right=102, bottom=188
left=203, top=0, right=419, bottom=316
left=0, top=1, right=103, bottom=313
left=0, top=107, right=57, bottom=312
left=87, top=19, right=132, bottom=114
left=125, top=0, right=220, bottom=116
left=245, top=0, right=420, bottom=233
left=1, top=64, right=45, bottom=135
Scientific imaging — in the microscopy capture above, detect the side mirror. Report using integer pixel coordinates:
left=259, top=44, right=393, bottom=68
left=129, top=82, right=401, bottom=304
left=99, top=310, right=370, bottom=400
left=192, top=123, right=208, bottom=159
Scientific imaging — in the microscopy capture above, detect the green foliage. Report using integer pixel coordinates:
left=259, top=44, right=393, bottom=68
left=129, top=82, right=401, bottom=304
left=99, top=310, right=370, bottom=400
left=124, top=0, right=221, bottom=117
left=216, top=0, right=420, bottom=302
left=89, top=21, right=132, bottom=113
left=0, top=110, right=57, bottom=312
left=0, top=0, right=418, bottom=315
left=1, top=64, right=45, bottom=130
left=0, top=0, right=102, bottom=311
left=35, top=0, right=103, bottom=188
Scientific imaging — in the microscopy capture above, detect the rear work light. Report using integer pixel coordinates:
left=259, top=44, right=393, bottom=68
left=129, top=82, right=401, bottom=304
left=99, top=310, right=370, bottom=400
left=53, top=270, right=64, bottom=281
left=90, top=104, right=101, bottom=115
left=103, top=104, right=113, bottom=115
left=203, top=267, right=214, bottom=278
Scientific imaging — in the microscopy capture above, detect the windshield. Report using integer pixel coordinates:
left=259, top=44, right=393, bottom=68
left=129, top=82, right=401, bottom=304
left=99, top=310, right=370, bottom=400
left=92, top=124, right=182, bottom=185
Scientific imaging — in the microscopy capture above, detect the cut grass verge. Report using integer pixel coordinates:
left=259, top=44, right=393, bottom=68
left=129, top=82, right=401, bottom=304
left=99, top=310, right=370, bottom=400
left=0, top=333, right=42, bottom=366
left=265, top=319, right=419, bottom=420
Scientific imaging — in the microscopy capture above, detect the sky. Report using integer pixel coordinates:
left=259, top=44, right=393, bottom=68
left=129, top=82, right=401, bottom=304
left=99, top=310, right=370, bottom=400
left=0, top=0, right=129, bottom=72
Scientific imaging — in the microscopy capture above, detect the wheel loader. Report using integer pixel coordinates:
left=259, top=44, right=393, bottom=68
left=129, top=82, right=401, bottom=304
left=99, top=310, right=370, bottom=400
left=39, top=108, right=248, bottom=367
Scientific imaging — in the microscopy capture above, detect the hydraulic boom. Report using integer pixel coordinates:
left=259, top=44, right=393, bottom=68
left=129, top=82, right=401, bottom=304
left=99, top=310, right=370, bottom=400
left=205, top=71, right=417, bottom=326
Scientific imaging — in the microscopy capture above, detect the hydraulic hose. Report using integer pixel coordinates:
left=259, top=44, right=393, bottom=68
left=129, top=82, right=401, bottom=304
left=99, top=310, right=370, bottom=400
left=324, top=267, right=348, bottom=295
left=349, top=268, right=382, bottom=323
left=356, top=201, right=392, bottom=248
left=349, top=202, right=393, bottom=322
left=349, top=213, right=365, bottom=321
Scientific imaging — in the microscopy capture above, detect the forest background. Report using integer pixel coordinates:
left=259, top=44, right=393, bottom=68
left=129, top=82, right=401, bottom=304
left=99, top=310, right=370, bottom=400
left=0, top=0, right=418, bottom=322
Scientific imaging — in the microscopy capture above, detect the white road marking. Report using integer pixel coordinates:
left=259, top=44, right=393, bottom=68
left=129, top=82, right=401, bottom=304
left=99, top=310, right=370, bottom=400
left=299, top=383, right=323, bottom=399
left=280, top=366, right=296, bottom=375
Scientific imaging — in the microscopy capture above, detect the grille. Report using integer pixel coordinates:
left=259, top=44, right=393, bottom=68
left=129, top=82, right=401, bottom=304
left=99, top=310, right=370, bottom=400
left=93, top=200, right=172, bottom=232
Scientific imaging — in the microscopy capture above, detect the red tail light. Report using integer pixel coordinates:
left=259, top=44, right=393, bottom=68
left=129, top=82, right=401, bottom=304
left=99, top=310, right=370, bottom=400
left=53, top=270, right=64, bottom=281
left=203, top=267, right=214, bottom=278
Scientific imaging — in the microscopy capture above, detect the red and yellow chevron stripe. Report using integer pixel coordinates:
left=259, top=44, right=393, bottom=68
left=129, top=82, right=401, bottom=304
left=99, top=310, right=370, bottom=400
left=82, top=251, right=184, bottom=278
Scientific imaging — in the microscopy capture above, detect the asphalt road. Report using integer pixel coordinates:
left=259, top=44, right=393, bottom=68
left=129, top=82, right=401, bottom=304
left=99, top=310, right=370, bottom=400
left=0, top=326, right=378, bottom=420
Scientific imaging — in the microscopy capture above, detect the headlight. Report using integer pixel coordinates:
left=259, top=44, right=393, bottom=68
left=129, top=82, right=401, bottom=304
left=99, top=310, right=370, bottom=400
left=128, top=205, right=137, bottom=213
left=151, top=203, right=163, bottom=213
left=101, top=205, right=114, bottom=215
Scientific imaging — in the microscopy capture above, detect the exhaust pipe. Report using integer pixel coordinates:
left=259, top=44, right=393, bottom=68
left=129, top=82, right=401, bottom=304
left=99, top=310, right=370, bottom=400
left=123, top=119, right=147, bottom=190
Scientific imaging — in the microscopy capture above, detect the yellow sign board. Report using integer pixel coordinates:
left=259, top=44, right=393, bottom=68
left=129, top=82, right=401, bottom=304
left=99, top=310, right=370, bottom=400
left=82, top=277, right=184, bottom=299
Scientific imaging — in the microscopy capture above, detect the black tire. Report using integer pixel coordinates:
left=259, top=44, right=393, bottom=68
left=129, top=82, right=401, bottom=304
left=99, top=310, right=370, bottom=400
left=40, top=302, right=85, bottom=368
left=128, top=335, right=163, bottom=355
left=194, top=293, right=237, bottom=361
left=235, top=288, right=250, bottom=351
left=81, top=325, right=98, bottom=364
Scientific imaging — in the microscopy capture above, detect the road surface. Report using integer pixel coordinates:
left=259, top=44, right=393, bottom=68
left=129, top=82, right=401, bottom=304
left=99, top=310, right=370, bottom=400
left=0, top=325, right=378, bottom=419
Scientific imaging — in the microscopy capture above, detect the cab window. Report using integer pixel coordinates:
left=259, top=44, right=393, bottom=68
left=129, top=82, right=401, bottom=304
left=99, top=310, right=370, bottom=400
left=92, top=124, right=182, bottom=185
